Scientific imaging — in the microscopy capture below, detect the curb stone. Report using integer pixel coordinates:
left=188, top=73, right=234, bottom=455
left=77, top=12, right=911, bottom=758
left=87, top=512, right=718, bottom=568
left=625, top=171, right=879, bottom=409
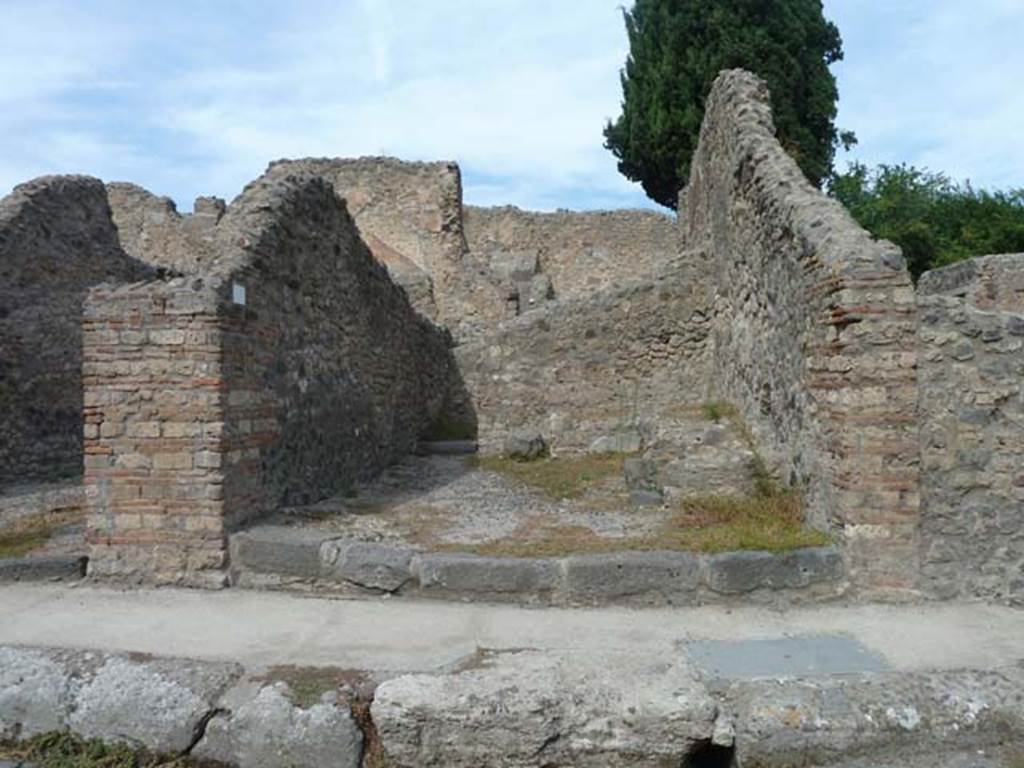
left=230, top=527, right=846, bottom=605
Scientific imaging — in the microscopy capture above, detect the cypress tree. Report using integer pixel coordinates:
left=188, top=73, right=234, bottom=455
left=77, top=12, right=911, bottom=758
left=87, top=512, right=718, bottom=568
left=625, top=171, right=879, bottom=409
left=604, top=0, right=852, bottom=209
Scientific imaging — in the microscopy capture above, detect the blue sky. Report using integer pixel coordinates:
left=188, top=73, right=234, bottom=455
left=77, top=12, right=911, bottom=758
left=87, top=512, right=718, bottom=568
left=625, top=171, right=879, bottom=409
left=1, top=0, right=1021, bottom=212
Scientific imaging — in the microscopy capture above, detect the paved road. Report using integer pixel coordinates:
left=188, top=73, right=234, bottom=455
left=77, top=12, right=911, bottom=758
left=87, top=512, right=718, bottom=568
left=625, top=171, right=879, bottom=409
left=1, top=583, right=1022, bottom=676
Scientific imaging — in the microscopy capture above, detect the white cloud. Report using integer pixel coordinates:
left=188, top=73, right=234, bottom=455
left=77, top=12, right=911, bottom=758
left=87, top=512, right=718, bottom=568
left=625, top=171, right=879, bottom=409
left=1, top=0, right=1020, bottom=212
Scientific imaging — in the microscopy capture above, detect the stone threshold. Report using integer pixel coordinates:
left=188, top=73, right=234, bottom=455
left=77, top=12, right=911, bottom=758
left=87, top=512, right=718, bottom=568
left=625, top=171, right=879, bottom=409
left=230, top=525, right=845, bottom=606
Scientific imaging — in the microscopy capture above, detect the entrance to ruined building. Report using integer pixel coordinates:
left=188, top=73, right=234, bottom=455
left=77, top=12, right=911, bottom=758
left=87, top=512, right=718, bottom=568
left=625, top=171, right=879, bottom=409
left=684, top=741, right=736, bottom=768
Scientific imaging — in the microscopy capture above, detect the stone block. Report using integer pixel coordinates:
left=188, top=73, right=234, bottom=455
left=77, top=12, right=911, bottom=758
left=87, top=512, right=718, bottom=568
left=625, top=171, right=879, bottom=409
left=589, top=430, right=643, bottom=454
left=416, top=554, right=560, bottom=598
left=320, top=540, right=414, bottom=591
left=230, top=527, right=327, bottom=579
left=372, top=649, right=715, bottom=767
left=705, top=547, right=843, bottom=594
left=562, top=551, right=700, bottom=605
left=194, top=682, right=362, bottom=768
left=0, top=555, right=87, bottom=583
left=502, top=431, right=548, bottom=461
left=416, top=440, right=478, bottom=455
left=69, top=656, right=241, bottom=754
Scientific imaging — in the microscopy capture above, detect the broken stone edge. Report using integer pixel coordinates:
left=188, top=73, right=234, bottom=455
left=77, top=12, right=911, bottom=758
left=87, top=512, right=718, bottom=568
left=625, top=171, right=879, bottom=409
left=0, top=645, right=362, bottom=768
left=230, top=526, right=846, bottom=605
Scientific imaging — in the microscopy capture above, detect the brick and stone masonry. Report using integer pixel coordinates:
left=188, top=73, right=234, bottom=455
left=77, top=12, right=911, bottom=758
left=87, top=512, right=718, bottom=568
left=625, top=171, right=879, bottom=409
left=84, top=171, right=456, bottom=585
left=680, top=70, right=921, bottom=597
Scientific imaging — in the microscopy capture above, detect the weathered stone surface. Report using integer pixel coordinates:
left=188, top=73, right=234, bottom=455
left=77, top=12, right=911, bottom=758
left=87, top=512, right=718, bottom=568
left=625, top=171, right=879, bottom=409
left=917, top=256, right=1024, bottom=603
left=372, top=649, right=716, bottom=767
left=0, top=555, right=87, bottom=583
left=464, top=205, right=677, bottom=303
left=230, top=527, right=326, bottom=579
left=725, top=669, right=1024, bottom=766
left=705, top=547, right=843, bottom=595
left=502, top=431, right=548, bottom=461
left=563, top=551, right=700, bottom=605
left=0, top=647, right=241, bottom=753
left=195, top=682, right=362, bottom=768
left=588, top=431, right=642, bottom=454
left=0, top=647, right=74, bottom=740
left=416, top=554, right=560, bottom=599
left=70, top=655, right=240, bottom=753
left=320, top=540, right=413, bottom=592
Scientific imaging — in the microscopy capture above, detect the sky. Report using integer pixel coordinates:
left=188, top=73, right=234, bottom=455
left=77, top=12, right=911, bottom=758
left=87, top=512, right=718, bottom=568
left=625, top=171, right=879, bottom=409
left=0, top=0, right=1021, bottom=213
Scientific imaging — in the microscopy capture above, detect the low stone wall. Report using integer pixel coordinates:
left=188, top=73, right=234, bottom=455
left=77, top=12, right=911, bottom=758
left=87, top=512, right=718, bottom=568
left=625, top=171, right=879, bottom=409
left=85, top=171, right=456, bottom=584
left=106, top=182, right=224, bottom=272
left=917, top=254, right=1024, bottom=602
left=454, top=264, right=710, bottom=452
left=0, top=176, right=154, bottom=488
left=682, top=70, right=921, bottom=596
left=463, top=205, right=677, bottom=301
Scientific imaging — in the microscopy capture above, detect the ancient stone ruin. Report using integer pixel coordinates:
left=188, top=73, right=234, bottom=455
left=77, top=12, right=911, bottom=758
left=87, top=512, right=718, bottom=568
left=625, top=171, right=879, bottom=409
left=1, top=69, right=1021, bottom=606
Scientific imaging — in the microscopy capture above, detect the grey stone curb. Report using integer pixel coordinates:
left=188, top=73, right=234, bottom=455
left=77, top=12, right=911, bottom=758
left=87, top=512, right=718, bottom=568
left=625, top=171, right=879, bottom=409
left=230, top=526, right=845, bottom=605
left=0, top=555, right=87, bottom=583
left=0, top=646, right=362, bottom=768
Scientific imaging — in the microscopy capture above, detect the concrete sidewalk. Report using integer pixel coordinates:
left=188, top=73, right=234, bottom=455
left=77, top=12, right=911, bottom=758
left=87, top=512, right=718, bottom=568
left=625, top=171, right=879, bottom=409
left=2, top=583, right=1022, bottom=676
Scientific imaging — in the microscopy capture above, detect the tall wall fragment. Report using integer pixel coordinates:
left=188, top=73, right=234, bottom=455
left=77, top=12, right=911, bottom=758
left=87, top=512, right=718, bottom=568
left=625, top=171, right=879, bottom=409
left=682, top=70, right=921, bottom=596
left=0, top=176, right=155, bottom=487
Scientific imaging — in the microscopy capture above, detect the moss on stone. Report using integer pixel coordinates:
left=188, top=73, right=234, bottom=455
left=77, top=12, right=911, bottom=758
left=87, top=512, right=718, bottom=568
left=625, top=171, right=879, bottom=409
left=0, top=730, right=210, bottom=768
left=0, top=509, right=83, bottom=558
left=474, top=452, right=629, bottom=500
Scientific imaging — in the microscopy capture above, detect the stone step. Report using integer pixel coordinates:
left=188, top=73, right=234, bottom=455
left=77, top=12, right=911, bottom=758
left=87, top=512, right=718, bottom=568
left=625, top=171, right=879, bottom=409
left=229, top=525, right=844, bottom=606
left=0, top=555, right=87, bottom=583
left=415, top=440, right=479, bottom=455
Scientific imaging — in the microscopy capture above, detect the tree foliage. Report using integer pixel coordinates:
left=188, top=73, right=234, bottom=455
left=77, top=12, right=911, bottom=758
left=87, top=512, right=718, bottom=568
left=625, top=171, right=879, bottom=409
left=830, top=163, right=1024, bottom=280
left=604, top=0, right=850, bottom=209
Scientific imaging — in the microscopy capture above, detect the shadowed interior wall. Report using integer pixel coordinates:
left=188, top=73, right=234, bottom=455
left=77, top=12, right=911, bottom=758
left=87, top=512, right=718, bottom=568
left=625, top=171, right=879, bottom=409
left=0, top=176, right=154, bottom=488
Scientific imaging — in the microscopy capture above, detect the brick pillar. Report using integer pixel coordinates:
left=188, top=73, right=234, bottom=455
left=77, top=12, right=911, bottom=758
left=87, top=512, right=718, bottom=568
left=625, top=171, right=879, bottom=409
left=83, top=278, right=229, bottom=586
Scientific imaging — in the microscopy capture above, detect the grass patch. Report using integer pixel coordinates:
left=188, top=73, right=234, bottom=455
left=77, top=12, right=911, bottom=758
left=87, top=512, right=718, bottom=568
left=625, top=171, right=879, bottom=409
left=451, top=489, right=829, bottom=558
left=260, top=665, right=370, bottom=709
left=0, top=731, right=205, bottom=768
left=0, top=509, right=83, bottom=558
left=701, top=400, right=739, bottom=423
left=474, top=453, right=628, bottom=500
left=659, top=490, right=830, bottom=553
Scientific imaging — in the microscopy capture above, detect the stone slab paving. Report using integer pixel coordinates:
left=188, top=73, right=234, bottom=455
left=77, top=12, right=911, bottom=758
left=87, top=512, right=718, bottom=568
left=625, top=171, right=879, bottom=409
left=2, top=584, right=1023, bottom=767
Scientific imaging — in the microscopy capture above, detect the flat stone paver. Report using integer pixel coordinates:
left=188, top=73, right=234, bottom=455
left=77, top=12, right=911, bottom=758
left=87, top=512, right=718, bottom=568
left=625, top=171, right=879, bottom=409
left=1, top=583, right=1022, bottom=676
left=686, top=634, right=891, bottom=679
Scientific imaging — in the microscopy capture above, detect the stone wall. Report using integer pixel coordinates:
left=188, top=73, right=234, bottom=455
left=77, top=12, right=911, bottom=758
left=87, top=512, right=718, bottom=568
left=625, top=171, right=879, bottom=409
left=917, top=254, right=1024, bottom=602
left=455, top=261, right=710, bottom=452
left=85, top=171, right=456, bottom=583
left=463, top=205, right=677, bottom=302
left=106, top=183, right=225, bottom=273
left=682, top=70, right=921, bottom=596
left=265, top=157, right=507, bottom=337
left=0, top=176, right=154, bottom=487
